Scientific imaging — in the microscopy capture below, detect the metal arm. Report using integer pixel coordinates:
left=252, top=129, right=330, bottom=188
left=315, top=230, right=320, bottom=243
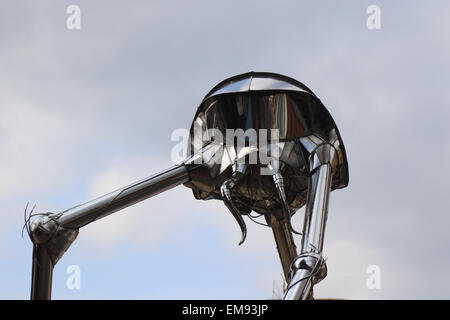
left=58, top=165, right=190, bottom=229
left=28, top=156, right=207, bottom=299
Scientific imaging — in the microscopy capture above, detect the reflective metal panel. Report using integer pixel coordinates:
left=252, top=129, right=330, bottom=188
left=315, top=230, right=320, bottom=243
left=27, top=71, right=349, bottom=300
left=203, top=72, right=315, bottom=100
left=186, top=73, right=348, bottom=219
left=202, top=93, right=307, bottom=140
left=249, top=77, right=309, bottom=92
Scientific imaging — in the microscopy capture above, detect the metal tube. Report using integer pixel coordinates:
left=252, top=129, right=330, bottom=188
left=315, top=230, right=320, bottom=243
left=30, top=244, right=53, bottom=300
left=301, top=163, right=332, bottom=253
left=284, top=268, right=313, bottom=300
left=282, top=253, right=321, bottom=300
left=270, top=221, right=297, bottom=279
left=58, top=164, right=190, bottom=229
left=29, top=164, right=191, bottom=300
left=283, top=163, right=332, bottom=300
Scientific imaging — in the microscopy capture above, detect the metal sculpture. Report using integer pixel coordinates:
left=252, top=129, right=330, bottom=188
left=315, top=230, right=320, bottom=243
left=25, top=72, right=349, bottom=300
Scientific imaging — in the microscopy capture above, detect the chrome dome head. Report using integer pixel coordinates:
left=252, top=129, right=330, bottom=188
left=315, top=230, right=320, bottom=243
left=185, top=72, right=348, bottom=218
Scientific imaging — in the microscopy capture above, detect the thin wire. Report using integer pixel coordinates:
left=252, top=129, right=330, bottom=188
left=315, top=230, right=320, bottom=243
left=22, top=202, right=39, bottom=239
left=249, top=212, right=263, bottom=218
left=22, top=203, right=61, bottom=241
left=22, top=202, right=30, bottom=238
left=287, top=213, right=303, bottom=236
left=247, top=214, right=270, bottom=228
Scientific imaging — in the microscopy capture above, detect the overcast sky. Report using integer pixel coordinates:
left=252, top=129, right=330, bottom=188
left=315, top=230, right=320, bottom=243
left=1, top=0, right=450, bottom=299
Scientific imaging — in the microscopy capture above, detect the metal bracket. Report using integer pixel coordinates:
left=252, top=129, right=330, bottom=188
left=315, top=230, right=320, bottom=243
left=30, top=215, right=79, bottom=265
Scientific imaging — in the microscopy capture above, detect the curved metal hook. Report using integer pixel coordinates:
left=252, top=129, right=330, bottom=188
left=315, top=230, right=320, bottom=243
left=220, top=165, right=248, bottom=245
left=220, top=181, right=247, bottom=245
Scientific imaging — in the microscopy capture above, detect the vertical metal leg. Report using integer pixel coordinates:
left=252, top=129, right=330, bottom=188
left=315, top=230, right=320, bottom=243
left=269, top=219, right=298, bottom=279
left=31, top=244, right=54, bottom=300
left=283, top=157, right=333, bottom=300
left=301, top=163, right=332, bottom=254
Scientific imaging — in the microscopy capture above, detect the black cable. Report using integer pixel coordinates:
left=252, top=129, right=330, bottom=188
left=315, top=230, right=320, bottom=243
left=247, top=214, right=270, bottom=227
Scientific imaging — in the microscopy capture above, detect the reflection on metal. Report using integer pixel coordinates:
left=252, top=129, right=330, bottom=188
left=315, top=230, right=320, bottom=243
left=220, top=163, right=249, bottom=245
left=26, top=72, right=348, bottom=300
left=187, top=73, right=348, bottom=215
left=284, top=142, right=334, bottom=299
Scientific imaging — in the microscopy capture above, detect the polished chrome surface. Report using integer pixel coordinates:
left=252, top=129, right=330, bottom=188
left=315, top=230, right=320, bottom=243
left=203, top=72, right=314, bottom=100
left=283, top=252, right=327, bottom=300
left=58, top=164, right=190, bottom=229
left=27, top=72, right=349, bottom=300
left=186, top=73, right=348, bottom=216
left=30, top=244, right=53, bottom=300
left=301, top=163, right=332, bottom=253
left=186, top=73, right=348, bottom=297
left=220, top=164, right=249, bottom=245
left=28, top=161, right=197, bottom=300
left=272, top=171, right=295, bottom=232
left=284, top=139, right=334, bottom=300
left=29, top=215, right=79, bottom=299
